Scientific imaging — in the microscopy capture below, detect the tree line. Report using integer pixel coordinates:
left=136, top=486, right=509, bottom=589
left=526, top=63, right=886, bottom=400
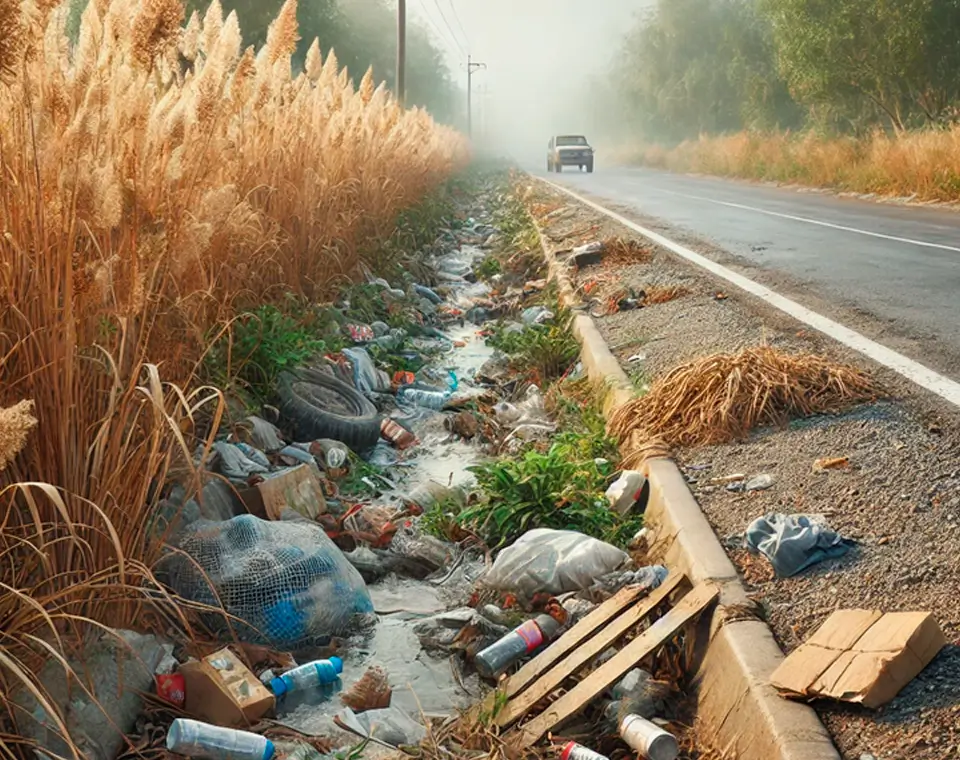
left=602, top=0, right=960, bottom=141
left=67, top=0, right=460, bottom=123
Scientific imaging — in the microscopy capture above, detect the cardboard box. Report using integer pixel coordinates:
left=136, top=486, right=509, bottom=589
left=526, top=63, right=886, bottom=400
left=770, top=609, right=947, bottom=708
left=181, top=647, right=275, bottom=727
left=239, top=464, right=327, bottom=521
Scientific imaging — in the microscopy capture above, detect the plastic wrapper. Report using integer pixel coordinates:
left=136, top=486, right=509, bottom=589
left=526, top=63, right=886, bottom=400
left=164, top=514, right=375, bottom=647
left=484, top=528, right=630, bottom=596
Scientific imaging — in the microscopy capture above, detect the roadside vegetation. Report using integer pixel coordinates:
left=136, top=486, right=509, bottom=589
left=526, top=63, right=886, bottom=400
left=595, top=0, right=960, bottom=202
left=0, top=0, right=466, bottom=750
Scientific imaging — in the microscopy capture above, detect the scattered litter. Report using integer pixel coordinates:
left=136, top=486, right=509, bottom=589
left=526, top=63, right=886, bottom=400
left=484, top=528, right=629, bottom=596
left=251, top=464, right=327, bottom=521
left=397, top=386, right=451, bottom=410
left=166, top=718, right=274, bottom=760
left=381, top=418, right=418, bottom=449
left=521, top=305, right=555, bottom=325
left=744, top=513, right=854, bottom=577
left=342, top=347, right=391, bottom=393
left=345, top=324, right=375, bottom=343
left=270, top=657, right=343, bottom=697
left=475, top=613, right=562, bottom=679
left=165, top=514, right=374, bottom=647
left=180, top=647, right=275, bottom=727
left=770, top=609, right=947, bottom=708
left=235, top=416, right=286, bottom=454
left=745, top=473, right=776, bottom=492
left=570, top=241, right=605, bottom=268
left=814, top=456, right=850, bottom=472
left=560, top=742, right=609, bottom=760
left=413, top=283, right=442, bottom=304
left=214, top=441, right=270, bottom=482
left=619, top=713, right=679, bottom=760
left=584, top=565, right=669, bottom=602
left=335, top=706, right=426, bottom=747
left=447, top=410, right=479, bottom=439
left=606, top=470, right=648, bottom=515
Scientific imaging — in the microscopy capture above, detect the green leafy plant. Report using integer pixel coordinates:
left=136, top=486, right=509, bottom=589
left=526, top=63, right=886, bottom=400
left=487, top=308, right=580, bottom=384
left=460, top=432, right=641, bottom=549
left=206, top=303, right=330, bottom=399
left=475, top=256, right=502, bottom=280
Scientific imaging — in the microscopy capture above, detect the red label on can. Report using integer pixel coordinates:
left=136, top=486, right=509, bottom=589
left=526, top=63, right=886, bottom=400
left=155, top=673, right=185, bottom=707
left=516, top=620, right=545, bottom=652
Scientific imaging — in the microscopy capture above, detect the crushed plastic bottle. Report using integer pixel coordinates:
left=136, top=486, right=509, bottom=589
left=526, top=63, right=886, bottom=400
left=166, top=719, right=274, bottom=760
left=270, top=657, right=343, bottom=697
left=474, top=614, right=561, bottom=679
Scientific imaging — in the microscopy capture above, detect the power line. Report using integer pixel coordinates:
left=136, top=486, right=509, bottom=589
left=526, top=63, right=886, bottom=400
left=445, top=0, right=470, bottom=52
left=429, top=0, right=466, bottom=57
left=415, top=0, right=464, bottom=58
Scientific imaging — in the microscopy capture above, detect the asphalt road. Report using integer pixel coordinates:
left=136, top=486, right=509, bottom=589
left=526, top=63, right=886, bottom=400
left=530, top=164, right=960, bottom=376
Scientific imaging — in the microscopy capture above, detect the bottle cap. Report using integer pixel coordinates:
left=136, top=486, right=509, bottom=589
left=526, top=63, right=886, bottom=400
left=263, top=739, right=276, bottom=760
left=269, top=676, right=288, bottom=696
left=328, top=655, right=344, bottom=674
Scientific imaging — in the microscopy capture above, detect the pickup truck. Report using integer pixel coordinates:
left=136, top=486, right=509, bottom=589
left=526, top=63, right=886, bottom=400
left=547, top=135, right=594, bottom=173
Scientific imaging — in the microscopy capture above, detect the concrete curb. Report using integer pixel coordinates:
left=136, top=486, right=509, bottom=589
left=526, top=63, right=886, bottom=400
left=535, top=207, right=841, bottom=760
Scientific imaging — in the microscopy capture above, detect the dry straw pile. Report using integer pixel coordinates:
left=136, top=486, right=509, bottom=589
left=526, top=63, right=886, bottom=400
left=0, top=0, right=465, bottom=750
left=610, top=346, right=880, bottom=448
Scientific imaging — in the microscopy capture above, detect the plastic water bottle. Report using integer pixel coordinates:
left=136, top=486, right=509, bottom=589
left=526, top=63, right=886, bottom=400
left=166, top=719, right=274, bottom=760
left=474, top=614, right=561, bottom=679
left=270, top=656, right=343, bottom=697
left=397, top=387, right=450, bottom=410
left=559, top=742, right=610, bottom=760
left=619, top=714, right=679, bottom=760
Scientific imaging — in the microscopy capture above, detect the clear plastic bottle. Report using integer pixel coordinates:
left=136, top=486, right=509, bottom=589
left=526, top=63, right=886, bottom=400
left=397, top=387, right=450, bottom=410
left=474, top=614, right=561, bottom=679
left=270, top=656, right=343, bottom=697
left=166, top=719, right=274, bottom=760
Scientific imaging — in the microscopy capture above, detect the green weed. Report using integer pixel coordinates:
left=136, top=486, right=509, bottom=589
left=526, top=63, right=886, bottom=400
left=487, top=306, right=580, bottom=384
left=205, top=302, right=334, bottom=400
left=460, top=431, right=641, bottom=549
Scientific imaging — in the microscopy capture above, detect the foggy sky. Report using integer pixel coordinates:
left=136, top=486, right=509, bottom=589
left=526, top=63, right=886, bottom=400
left=410, top=0, right=653, bottom=160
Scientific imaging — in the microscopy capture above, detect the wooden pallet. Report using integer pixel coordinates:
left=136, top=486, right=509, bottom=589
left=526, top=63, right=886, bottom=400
left=490, top=571, right=719, bottom=748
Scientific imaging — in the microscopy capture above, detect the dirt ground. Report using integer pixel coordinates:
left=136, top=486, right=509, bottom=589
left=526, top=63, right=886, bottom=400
left=530, top=182, right=960, bottom=760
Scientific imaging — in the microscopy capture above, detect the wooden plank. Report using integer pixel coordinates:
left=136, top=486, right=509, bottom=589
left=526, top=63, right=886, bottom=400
left=505, top=572, right=684, bottom=700
left=518, top=583, right=719, bottom=747
left=497, top=572, right=686, bottom=727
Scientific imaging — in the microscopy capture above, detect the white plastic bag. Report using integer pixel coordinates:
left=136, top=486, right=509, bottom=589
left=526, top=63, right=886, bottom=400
left=484, top=528, right=629, bottom=596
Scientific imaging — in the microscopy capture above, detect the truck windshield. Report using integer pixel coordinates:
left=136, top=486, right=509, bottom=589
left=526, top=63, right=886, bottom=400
left=556, top=136, right=587, bottom=146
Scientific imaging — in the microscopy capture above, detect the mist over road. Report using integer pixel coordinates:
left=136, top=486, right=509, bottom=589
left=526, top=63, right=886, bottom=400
left=530, top=164, right=960, bottom=378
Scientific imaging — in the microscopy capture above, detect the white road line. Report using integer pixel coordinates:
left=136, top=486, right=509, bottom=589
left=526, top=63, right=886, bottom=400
left=541, top=178, right=960, bottom=408
left=639, top=183, right=960, bottom=254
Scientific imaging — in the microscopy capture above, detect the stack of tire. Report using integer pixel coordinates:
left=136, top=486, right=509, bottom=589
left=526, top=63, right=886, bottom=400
left=277, top=367, right=382, bottom=453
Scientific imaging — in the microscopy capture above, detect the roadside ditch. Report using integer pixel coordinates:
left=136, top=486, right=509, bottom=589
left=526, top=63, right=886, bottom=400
left=19, top=167, right=720, bottom=760
left=521, top=177, right=960, bottom=760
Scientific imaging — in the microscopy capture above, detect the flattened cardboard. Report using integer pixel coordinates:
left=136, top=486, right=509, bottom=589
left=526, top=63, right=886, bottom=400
left=181, top=647, right=275, bottom=727
left=771, top=609, right=947, bottom=708
left=256, top=464, right=326, bottom=521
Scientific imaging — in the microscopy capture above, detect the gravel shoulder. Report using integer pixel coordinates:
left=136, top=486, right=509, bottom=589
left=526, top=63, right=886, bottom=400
left=529, top=179, right=960, bottom=760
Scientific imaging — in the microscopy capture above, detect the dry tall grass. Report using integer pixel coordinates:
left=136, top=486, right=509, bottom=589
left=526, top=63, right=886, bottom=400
left=0, top=0, right=466, bottom=751
left=621, top=128, right=960, bottom=202
left=609, top=347, right=880, bottom=448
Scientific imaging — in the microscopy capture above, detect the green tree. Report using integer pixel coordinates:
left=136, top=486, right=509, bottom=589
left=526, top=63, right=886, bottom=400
left=760, top=0, right=954, bottom=131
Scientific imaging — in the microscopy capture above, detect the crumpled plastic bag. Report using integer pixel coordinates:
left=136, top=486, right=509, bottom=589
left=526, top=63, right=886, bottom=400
left=342, top=347, right=391, bottom=394
left=484, top=528, right=630, bottom=596
left=745, top=513, right=853, bottom=577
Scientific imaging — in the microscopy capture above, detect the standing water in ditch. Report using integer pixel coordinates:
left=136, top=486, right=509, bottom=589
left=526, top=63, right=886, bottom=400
left=274, top=239, right=500, bottom=737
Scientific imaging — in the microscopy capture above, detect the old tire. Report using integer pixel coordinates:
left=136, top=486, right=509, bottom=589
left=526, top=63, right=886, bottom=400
left=277, top=369, right=382, bottom=453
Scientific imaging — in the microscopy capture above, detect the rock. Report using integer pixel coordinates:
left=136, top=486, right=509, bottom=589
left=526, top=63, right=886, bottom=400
left=14, top=629, right=168, bottom=760
left=447, top=411, right=479, bottom=439
left=746, top=473, right=776, bottom=491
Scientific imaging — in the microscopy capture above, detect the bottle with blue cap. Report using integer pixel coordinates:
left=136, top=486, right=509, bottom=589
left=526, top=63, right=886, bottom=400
left=270, top=656, right=343, bottom=697
left=166, top=718, right=274, bottom=760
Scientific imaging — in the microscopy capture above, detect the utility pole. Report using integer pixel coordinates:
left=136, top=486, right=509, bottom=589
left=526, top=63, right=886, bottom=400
left=466, top=54, right=486, bottom=137
left=396, top=0, right=406, bottom=105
